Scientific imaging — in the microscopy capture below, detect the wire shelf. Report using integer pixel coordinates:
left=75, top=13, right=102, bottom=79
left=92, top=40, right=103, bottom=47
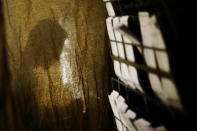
left=104, top=0, right=187, bottom=130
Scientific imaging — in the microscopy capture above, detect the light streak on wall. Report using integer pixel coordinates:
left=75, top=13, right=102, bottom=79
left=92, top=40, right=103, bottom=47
left=60, top=39, right=73, bottom=85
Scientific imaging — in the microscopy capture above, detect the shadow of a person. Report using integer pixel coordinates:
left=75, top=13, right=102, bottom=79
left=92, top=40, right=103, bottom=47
left=21, top=19, right=68, bottom=115
left=23, top=19, right=67, bottom=70
left=19, top=19, right=69, bottom=129
left=21, top=19, right=88, bottom=131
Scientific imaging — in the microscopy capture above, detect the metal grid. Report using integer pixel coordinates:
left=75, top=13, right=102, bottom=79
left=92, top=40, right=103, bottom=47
left=110, top=77, right=185, bottom=131
left=103, top=0, right=187, bottom=130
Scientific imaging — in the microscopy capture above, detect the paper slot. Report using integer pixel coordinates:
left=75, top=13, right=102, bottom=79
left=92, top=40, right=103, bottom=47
left=120, top=16, right=132, bottom=43
left=155, top=51, right=170, bottom=72
left=128, top=66, right=143, bottom=92
left=125, top=44, right=135, bottom=62
left=113, top=17, right=123, bottom=42
left=161, top=78, right=182, bottom=109
left=106, top=17, right=115, bottom=41
left=105, top=2, right=116, bottom=17
left=138, top=12, right=152, bottom=47
left=121, top=63, right=130, bottom=81
left=114, top=60, right=122, bottom=78
left=148, top=73, right=167, bottom=103
left=150, top=16, right=166, bottom=49
left=111, top=41, right=119, bottom=56
left=144, top=48, right=157, bottom=69
left=117, top=43, right=125, bottom=59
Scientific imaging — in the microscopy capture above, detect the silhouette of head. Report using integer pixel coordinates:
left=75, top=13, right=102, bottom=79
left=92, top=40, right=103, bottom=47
left=24, top=19, right=67, bottom=70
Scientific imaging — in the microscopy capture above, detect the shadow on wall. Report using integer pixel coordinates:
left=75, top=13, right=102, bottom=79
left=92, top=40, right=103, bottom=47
left=1, top=18, right=113, bottom=131
left=23, top=19, right=67, bottom=70
left=2, top=19, right=85, bottom=130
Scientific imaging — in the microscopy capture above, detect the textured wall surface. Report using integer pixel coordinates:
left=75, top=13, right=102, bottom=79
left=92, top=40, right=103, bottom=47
left=2, top=0, right=113, bottom=130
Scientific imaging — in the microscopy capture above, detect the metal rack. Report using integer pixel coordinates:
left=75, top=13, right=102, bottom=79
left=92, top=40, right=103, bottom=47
left=110, top=77, right=186, bottom=131
left=104, top=0, right=187, bottom=130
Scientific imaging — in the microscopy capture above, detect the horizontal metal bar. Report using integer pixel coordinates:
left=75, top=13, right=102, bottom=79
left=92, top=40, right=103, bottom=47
left=111, top=77, right=167, bottom=107
left=111, top=55, right=172, bottom=78
left=110, top=40, right=166, bottom=52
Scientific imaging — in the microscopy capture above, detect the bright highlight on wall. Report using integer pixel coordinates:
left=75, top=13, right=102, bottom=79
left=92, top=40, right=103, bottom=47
left=60, top=39, right=73, bottom=85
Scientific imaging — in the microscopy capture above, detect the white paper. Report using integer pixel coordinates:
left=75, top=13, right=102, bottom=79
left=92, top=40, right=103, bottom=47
left=117, top=42, right=125, bottom=59
left=105, top=2, right=116, bottom=17
left=161, top=78, right=182, bottom=109
left=134, top=118, right=151, bottom=127
left=116, top=95, right=126, bottom=105
left=120, top=16, right=132, bottom=43
left=138, top=12, right=183, bottom=109
left=155, top=126, right=167, bottom=131
left=128, top=66, right=143, bottom=92
left=144, top=49, right=157, bottom=69
left=138, top=12, right=166, bottom=49
left=114, top=60, right=122, bottom=78
left=138, top=12, right=152, bottom=47
left=111, top=90, right=120, bottom=99
left=114, top=24, right=141, bottom=45
left=134, top=118, right=151, bottom=131
left=148, top=73, right=167, bottom=103
left=155, top=51, right=170, bottom=72
left=111, top=41, right=119, bottom=56
left=106, top=17, right=116, bottom=41
left=119, top=111, right=137, bottom=131
left=125, top=44, right=135, bottom=62
left=113, top=17, right=123, bottom=42
left=150, top=16, right=166, bottom=49
left=121, top=63, right=130, bottom=80
left=126, top=109, right=136, bottom=120
left=108, top=91, right=140, bottom=131
left=108, top=95, right=124, bottom=131
left=120, top=16, right=129, bottom=26
left=117, top=102, right=131, bottom=131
